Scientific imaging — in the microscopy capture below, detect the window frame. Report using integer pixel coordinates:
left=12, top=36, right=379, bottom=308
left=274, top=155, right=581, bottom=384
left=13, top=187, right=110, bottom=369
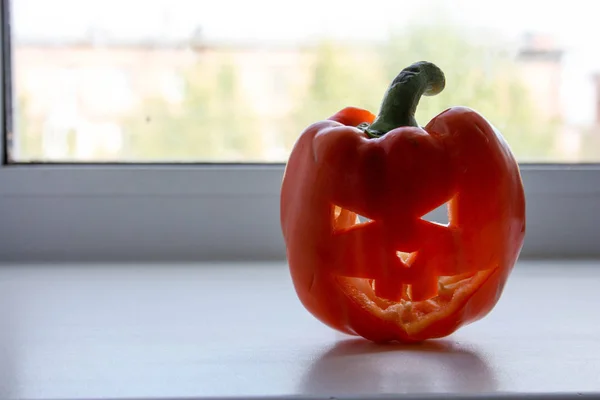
left=2, top=0, right=600, bottom=263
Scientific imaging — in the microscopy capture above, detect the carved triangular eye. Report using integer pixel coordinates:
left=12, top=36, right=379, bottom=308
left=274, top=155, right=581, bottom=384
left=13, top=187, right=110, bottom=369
left=332, top=204, right=371, bottom=233
left=421, top=200, right=451, bottom=226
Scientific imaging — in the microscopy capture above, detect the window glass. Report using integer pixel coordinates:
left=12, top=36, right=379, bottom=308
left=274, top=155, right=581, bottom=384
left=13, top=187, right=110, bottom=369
left=8, top=0, right=600, bottom=163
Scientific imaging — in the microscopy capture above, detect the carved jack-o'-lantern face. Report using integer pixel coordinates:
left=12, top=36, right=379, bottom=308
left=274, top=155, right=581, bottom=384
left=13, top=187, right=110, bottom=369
left=280, top=62, right=526, bottom=343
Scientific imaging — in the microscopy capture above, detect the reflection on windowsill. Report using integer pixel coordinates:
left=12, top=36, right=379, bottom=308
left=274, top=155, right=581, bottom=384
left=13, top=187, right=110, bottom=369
left=299, top=338, right=497, bottom=396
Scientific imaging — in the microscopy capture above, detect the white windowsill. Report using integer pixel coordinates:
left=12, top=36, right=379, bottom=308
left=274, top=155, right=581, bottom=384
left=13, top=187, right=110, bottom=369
left=1, top=259, right=599, bottom=400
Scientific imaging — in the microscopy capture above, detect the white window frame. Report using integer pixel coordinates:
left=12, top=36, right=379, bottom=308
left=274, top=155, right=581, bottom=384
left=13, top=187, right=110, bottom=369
left=1, top=2, right=599, bottom=263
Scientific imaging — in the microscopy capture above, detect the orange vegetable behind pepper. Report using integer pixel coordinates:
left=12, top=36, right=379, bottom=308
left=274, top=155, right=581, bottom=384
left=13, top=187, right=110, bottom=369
left=280, top=61, right=526, bottom=343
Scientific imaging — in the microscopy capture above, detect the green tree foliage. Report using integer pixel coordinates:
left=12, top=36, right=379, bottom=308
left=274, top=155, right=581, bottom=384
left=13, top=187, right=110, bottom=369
left=578, top=127, right=600, bottom=162
left=13, top=95, right=44, bottom=161
left=121, top=58, right=260, bottom=161
left=282, top=40, right=385, bottom=150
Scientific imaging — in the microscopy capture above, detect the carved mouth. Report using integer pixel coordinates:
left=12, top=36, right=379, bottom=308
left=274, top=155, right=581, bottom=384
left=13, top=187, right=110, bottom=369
left=341, top=267, right=496, bottom=337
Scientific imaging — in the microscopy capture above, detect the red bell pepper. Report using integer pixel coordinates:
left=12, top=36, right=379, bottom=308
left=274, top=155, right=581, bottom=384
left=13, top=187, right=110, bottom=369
left=280, top=61, right=526, bottom=342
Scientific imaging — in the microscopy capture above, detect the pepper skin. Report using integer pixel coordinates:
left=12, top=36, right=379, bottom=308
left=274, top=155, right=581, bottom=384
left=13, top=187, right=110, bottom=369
left=280, top=61, right=526, bottom=343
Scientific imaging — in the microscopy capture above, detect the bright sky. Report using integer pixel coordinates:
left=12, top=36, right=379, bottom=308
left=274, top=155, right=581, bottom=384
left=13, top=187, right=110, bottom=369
left=11, top=0, right=600, bottom=124
left=11, top=0, right=598, bottom=43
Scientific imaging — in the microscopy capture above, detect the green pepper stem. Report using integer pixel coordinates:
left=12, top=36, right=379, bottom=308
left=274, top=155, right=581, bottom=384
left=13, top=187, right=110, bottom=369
left=364, top=61, right=445, bottom=138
